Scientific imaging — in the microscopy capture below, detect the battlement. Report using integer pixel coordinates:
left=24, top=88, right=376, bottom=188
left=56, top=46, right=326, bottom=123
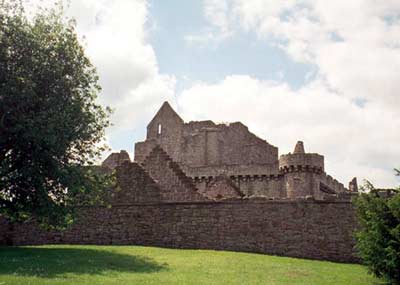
left=279, top=142, right=324, bottom=173
left=193, top=173, right=283, bottom=183
left=127, top=103, right=354, bottom=201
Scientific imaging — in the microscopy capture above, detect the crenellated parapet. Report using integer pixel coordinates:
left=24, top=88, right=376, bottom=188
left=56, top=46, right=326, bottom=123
left=193, top=174, right=282, bottom=184
left=129, top=103, right=358, bottom=201
left=279, top=141, right=324, bottom=174
left=193, top=173, right=285, bottom=198
left=279, top=163, right=324, bottom=174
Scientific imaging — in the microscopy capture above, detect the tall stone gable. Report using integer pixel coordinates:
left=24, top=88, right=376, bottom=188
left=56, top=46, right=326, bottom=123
left=135, top=102, right=279, bottom=178
left=134, top=102, right=355, bottom=200
left=135, top=102, right=184, bottom=162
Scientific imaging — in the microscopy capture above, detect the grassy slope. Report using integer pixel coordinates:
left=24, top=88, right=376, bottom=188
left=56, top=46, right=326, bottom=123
left=0, top=245, right=381, bottom=285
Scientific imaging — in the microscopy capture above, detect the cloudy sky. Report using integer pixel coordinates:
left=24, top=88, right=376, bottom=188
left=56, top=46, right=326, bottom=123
left=31, top=0, right=400, bottom=188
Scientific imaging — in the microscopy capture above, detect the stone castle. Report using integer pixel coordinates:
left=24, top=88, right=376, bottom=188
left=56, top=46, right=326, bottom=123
left=104, top=101, right=358, bottom=201
left=0, top=101, right=360, bottom=263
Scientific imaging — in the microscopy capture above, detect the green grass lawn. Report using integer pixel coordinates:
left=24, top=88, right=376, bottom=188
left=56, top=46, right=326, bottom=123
left=0, top=245, right=382, bottom=285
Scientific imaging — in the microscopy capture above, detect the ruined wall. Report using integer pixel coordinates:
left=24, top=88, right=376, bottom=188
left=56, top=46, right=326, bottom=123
left=137, top=121, right=279, bottom=174
left=194, top=174, right=285, bottom=198
left=142, top=146, right=207, bottom=202
left=237, top=175, right=285, bottom=197
left=5, top=199, right=359, bottom=263
left=178, top=122, right=278, bottom=171
left=112, top=162, right=162, bottom=204
left=318, top=173, right=347, bottom=194
left=134, top=102, right=279, bottom=178
left=140, top=102, right=185, bottom=163
left=196, top=175, right=243, bottom=200
left=134, top=139, right=157, bottom=164
left=183, top=163, right=279, bottom=178
left=102, top=150, right=130, bottom=170
left=0, top=159, right=358, bottom=262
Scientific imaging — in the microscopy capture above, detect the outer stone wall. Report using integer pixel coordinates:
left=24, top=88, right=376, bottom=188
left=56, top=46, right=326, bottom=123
left=4, top=199, right=358, bottom=263
left=0, top=217, right=12, bottom=245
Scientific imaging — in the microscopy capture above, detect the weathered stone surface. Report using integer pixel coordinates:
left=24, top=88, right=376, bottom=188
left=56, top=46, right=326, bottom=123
left=293, top=141, right=305, bottom=154
left=111, top=162, right=162, bottom=204
left=349, top=177, right=359, bottom=192
left=135, top=102, right=279, bottom=176
left=142, top=146, right=207, bottom=202
left=5, top=200, right=359, bottom=263
left=0, top=101, right=361, bottom=264
left=102, top=150, right=130, bottom=169
left=135, top=102, right=353, bottom=200
left=198, top=175, right=244, bottom=200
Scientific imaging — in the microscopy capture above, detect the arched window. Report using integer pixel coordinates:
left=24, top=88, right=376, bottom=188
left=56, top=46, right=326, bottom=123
left=157, top=123, right=162, bottom=135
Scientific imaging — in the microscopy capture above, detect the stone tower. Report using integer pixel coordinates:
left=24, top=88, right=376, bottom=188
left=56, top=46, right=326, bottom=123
left=279, top=141, right=324, bottom=198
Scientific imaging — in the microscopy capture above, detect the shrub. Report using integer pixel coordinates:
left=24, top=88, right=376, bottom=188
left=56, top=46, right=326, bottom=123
left=354, top=178, right=400, bottom=284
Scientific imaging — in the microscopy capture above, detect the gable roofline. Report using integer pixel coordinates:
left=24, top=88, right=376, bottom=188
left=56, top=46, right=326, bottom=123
left=147, top=101, right=184, bottom=128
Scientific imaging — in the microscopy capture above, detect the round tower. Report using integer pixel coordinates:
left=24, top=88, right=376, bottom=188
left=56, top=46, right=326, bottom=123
left=279, top=141, right=324, bottom=198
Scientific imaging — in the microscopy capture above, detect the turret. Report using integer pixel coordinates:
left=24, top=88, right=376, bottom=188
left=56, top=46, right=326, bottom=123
left=279, top=141, right=324, bottom=198
left=279, top=141, right=324, bottom=174
left=293, top=141, right=305, bottom=154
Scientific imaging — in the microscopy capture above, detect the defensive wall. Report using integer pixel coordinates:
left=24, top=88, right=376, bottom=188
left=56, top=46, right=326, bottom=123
left=0, top=102, right=360, bottom=263
left=0, top=199, right=358, bottom=263
left=0, top=160, right=359, bottom=263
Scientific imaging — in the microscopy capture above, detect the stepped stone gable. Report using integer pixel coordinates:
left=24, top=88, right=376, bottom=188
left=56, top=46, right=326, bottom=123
left=102, top=150, right=130, bottom=169
left=0, top=101, right=362, bottom=263
left=142, top=145, right=207, bottom=202
left=111, top=162, right=162, bottom=204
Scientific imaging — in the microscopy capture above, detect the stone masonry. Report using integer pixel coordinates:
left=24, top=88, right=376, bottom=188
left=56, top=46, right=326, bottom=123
left=4, top=200, right=358, bottom=263
left=134, top=101, right=358, bottom=201
left=0, top=101, right=361, bottom=263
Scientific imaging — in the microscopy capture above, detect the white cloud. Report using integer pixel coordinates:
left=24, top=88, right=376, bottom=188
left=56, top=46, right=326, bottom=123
left=193, top=0, right=400, bottom=111
left=68, top=0, right=176, bottom=132
left=204, top=0, right=231, bottom=37
left=178, top=75, right=400, bottom=188
left=177, top=1, right=400, bottom=187
left=231, top=0, right=400, bottom=111
left=26, top=0, right=176, bottom=133
left=24, top=0, right=400, bottom=187
left=185, top=0, right=233, bottom=46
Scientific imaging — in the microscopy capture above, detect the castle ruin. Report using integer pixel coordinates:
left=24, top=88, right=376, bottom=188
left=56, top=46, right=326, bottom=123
left=105, top=101, right=357, bottom=202
left=0, top=102, right=360, bottom=263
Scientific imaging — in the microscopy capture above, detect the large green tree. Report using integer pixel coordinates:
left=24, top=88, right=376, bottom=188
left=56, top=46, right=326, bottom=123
left=0, top=1, right=112, bottom=228
left=354, top=169, right=400, bottom=285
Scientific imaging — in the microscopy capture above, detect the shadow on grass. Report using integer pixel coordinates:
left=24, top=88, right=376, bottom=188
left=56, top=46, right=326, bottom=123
left=0, top=246, right=168, bottom=278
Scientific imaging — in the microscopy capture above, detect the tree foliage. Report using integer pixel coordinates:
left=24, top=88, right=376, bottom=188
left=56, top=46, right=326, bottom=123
left=0, top=1, right=112, bottom=228
left=354, top=170, right=400, bottom=284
